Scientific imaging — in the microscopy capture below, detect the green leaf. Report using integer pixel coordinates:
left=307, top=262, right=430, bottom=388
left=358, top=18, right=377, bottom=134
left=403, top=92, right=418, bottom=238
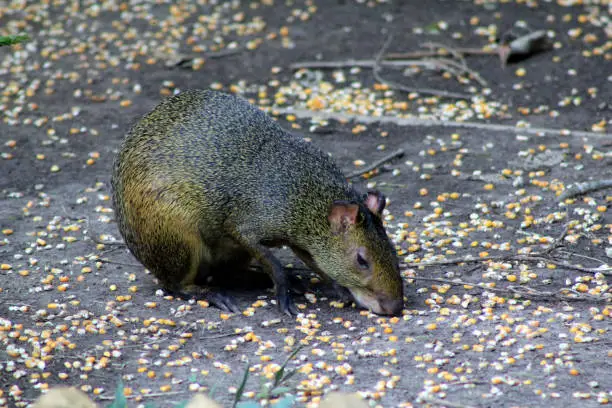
left=279, top=368, right=297, bottom=384
left=233, top=362, right=251, bottom=408
left=274, top=346, right=303, bottom=386
left=424, top=23, right=440, bottom=34
left=174, top=401, right=190, bottom=408
left=0, top=34, right=29, bottom=47
left=271, top=395, right=295, bottom=408
left=268, top=386, right=291, bottom=397
left=209, top=376, right=222, bottom=399
left=236, top=402, right=260, bottom=408
left=106, top=381, right=127, bottom=408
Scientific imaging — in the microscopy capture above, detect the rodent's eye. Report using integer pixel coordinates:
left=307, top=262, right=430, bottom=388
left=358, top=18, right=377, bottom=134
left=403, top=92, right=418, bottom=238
left=356, top=253, right=369, bottom=270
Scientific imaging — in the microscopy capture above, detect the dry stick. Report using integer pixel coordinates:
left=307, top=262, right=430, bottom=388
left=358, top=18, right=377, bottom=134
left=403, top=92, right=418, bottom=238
left=403, top=254, right=611, bottom=276
left=85, top=220, right=125, bottom=247
left=346, top=148, right=405, bottom=179
left=173, top=47, right=245, bottom=67
left=372, top=35, right=473, bottom=99
left=200, top=332, right=243, bottom=340
left=558, top=249, right=609, bottom=265
left=418, top=42, right=490, bottom=87
left=421, top=42, right=469, bottom=68
left=386, top=47, right=496, bottom=60
left=97, top=390, right=187, bottom=401
left=270, top=107, right=612, bottom=139
left=411, top=276, right=604, bottom=302
left=427, top=56, right=488, bottom=86
left=90, top=236, right=125, bottom=247
left=96, top=258, right=141, bottom=268
left=537, top=257, right=612, bottom=276
left=542, top=223, right=572, bottom=256
left=558, top=179, right=612, bottom=201
left=290, top=46, right=496, bottom=69
left=418, top=395, right=477, bottom=408
left=291, top=59, right=469, bottom=70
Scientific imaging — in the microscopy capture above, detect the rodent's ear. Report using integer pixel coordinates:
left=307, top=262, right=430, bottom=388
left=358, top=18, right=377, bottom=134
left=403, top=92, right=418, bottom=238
left=365, top=191, right=386, bottom=216
left=329, top=201, right=361, bottom=234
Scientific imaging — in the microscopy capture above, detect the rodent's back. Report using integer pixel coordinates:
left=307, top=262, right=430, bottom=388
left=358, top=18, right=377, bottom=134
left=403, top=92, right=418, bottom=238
left=113, top=90, right=355, bottom=239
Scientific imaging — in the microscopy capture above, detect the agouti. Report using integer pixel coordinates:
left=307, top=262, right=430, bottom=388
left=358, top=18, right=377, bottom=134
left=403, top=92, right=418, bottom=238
left=111, top=90, right=404, bottom=316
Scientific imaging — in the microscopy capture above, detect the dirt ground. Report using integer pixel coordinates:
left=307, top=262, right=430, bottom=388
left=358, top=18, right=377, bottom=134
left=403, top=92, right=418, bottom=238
left=0, top=1, right=610, bottom=407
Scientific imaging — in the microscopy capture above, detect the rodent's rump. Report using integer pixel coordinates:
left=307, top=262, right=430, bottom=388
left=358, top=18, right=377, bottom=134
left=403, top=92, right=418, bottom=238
left=111, top=90, right=404, bottom=316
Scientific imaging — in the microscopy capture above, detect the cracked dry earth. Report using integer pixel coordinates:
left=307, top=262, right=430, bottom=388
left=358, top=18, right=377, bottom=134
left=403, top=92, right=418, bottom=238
left=0, top=1, right=611, bottom=408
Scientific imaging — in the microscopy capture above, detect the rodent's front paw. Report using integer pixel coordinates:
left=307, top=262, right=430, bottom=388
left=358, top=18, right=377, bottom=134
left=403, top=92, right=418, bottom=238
left=206, top=291, right=240, bottom=313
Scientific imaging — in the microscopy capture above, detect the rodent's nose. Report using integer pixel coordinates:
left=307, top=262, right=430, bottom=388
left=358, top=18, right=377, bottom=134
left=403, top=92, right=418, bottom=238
left=379, top=297, right=403, bottom=316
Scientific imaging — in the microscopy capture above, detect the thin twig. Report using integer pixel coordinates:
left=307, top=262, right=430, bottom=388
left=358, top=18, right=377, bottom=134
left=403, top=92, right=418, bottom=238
left=97, top=390, right=187, bottom=401
left=542, top=223, right=572, bottom=255
left=290, top=46, right=496, bottom=69
left=558, top=179, right=612, bottom=201
left=292, top=59, right=404, bottom=69
left=427, top=56, right=488, bottom=86
left=346, top=148, right=405, bottom=179
left=404, top=253, right=611, bottom=276
left=204, top=48, right=245, bottom=59
left=291, top=59, right=473, bottom=70
left=96, top=258, right=141, bottom=268
left=386, top=47, right=496, bottom=60
left=84, top=217, right=125, bottom=247
left=539, top=257, right=611, bottom=276
left=97, top=246, right=125, bottom=257
left=557, top=250, right=608, bottom=265
left=373, top=35, right=473, bottom=99
left=270, top=108, right=612, bottom=139
left=418, top=395, right=477, bottom=408
left=200, top=332, right=243, bottom=340
left=410, top=276, right=605, bottom=302
left=171, top=48, right=245, bottom=68
left=421, top=42, right=468, bottom=68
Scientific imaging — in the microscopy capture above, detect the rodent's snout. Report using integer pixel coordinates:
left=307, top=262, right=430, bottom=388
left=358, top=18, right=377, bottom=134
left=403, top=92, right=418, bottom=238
left=348, top=288, right=404, bottom=316
left=378, top=296, right=404, bottom=316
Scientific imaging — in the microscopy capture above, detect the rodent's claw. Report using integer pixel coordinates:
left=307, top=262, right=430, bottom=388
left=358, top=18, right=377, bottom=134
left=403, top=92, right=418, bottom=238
left=207, top=291, right=240, bottom=314
left=277, top=290, right=299, bottom=317
left=174, top=285, right=240, bottom=313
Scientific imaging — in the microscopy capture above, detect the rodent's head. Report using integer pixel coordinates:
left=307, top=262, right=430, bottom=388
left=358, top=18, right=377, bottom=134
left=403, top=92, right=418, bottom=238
left=319, top=191, right=404, bottom=316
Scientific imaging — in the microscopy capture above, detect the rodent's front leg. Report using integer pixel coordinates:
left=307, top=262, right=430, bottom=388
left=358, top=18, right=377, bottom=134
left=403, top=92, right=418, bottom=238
left=247, top=244, right=299, bottom=317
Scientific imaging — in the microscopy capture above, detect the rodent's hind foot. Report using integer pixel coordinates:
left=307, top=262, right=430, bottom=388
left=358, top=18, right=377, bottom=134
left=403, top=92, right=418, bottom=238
left=204, top=291, right=240, bottom=313
left=167, top=285, right=240, bottom=313
left=276, top=287, right=299, bottom=317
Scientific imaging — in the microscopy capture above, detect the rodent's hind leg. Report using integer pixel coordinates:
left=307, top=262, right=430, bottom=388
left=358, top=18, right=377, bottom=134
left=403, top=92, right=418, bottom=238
left=196, top=248, right=254, bottom=288
left=286, top=273, right=309, bottom=295
left=245, top=263, right=306, bottom=294
left=168, top=284, right=240, bottom=313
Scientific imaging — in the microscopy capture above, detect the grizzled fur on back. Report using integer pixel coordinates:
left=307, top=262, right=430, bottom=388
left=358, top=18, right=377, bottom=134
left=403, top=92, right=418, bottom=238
left=112, top=90, right=359, bottom=256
